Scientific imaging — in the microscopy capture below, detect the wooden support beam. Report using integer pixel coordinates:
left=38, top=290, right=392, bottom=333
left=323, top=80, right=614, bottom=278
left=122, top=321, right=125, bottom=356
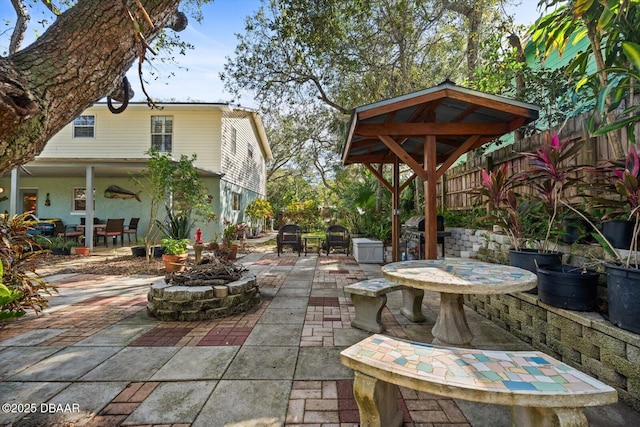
left=424, top=135, right=438, bottom=260
left=436, top=135, right=481, bottom=179
left=378, top=135, right=428, bottom=181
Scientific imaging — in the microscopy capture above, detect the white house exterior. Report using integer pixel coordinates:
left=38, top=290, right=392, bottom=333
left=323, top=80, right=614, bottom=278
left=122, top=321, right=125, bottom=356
left=0, top=102, right=272, bottom=247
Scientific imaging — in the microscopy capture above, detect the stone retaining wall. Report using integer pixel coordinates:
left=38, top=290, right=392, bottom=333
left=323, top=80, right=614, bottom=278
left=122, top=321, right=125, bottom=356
left=446, top=227, right=640, bottom=411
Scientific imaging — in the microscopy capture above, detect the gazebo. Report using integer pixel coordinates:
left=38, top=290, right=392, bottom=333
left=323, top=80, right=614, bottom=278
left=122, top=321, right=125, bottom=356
left=342, top=80, right=540, bottom=261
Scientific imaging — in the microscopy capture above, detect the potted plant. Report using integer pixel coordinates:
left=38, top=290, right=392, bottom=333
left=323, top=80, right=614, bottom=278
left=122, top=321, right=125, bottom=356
left=222, top=223, right=239, bottom=259
left=160, top=237, right=190, bottom=272
left=74, top=235, right=90, bottom=256
left=576, top=146, right=640, bottom=331
left=478, top=162, right=562, bottom=276
left=131, top=238, right=148, bottom=257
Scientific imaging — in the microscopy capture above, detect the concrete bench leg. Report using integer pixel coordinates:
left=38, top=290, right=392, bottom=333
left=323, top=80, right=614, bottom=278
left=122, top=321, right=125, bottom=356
left=353, top=371, right=404, bottom=427
left=511, top=405, right=588, bottom=427
left=350, top=294, right=387, bottom=333
left=401, top=288, right=426, bottom=322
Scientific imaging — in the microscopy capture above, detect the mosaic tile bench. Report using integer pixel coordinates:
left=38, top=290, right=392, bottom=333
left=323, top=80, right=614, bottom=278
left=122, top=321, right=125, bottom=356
left=340, top=334, right=617, bottom=427
left=344, top=278, right=425, bottom=333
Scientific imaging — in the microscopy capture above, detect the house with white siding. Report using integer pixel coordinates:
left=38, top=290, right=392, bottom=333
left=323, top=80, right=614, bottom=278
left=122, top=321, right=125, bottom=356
left=0, top=102, right=272, bottom=248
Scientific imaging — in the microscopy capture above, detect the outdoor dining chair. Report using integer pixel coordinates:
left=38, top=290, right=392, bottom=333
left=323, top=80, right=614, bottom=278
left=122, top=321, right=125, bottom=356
left=95, top=218, right=125, bottom=247
left=124, top=217, right=140, bottom=243
left=54, top=220, right=83, bottom=242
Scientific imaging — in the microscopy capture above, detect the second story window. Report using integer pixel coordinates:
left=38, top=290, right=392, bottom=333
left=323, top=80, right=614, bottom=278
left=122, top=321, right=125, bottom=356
left=73, top=115, right=95, bottom=138
left=151, top=116, right=173, bottom=152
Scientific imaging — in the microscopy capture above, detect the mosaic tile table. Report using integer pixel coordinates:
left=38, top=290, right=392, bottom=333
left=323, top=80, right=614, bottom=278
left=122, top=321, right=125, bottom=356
left=382, top=259, right=537, bottom=346
left=341, top=334, right=617, bottom=427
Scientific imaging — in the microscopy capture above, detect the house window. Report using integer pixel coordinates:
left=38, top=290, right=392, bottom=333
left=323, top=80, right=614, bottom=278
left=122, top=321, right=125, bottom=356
left=231, top=127, right=237, bottom=155
left=72, top=188, right=95, bottom=212
left=73, top=188, right=87, bottom=211
left=73, top=115, right=95, bottom=138
left=151, top=116, right=173, bottom=152
left=248, top=143, right=254, bottom=159
left=232, top=192, right=241, bottom=211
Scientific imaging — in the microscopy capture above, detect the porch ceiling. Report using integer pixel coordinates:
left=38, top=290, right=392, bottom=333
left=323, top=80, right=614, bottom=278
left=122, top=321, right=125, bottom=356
left=16, top=158, right=222, bottom=178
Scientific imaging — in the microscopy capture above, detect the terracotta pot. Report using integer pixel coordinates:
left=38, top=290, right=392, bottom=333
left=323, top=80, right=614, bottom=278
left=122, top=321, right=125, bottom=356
left=229, top=244, right=238, bottom=260
left=74, top=246, right=90, bottom=256
left=162, top=253, right=188, bottom=272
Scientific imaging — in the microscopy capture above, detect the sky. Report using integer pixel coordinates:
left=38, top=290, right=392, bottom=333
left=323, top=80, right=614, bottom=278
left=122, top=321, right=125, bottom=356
left=1, top=0, right=546, bottom=105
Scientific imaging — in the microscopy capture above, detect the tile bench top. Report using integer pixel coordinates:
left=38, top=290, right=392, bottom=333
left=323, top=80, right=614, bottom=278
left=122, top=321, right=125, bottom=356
left=340, top=334, right=617, bottom=408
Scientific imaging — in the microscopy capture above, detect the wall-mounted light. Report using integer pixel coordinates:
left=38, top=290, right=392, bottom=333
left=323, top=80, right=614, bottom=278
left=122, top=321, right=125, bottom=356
left=0, top=187, right=4, bottom=194
left=45, top=193, right=51, bottom=206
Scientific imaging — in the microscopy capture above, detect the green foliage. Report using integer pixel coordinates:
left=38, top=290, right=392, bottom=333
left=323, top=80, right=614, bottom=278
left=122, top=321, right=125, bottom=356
left=0, top=213, right=56, bottom=318
left=438, top=208, right=491, bottom=229
left=222, top=223, right=238, bottom=245
left=245, top=198, right=274, bottom=224
left=133, top=147, right=216, bottom=249
left=160, top=237, right=190, bottom=255
left=284, top=200, right=321, bottom=231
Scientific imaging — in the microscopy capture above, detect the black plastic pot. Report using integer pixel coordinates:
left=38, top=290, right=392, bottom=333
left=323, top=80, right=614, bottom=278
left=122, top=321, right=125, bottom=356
left=602, top=220, right=634, bottom=250
left=131, top=246, right=148, bottom=257
left=605, top=263, right=640, bottom=334
left=152, top=246, right=165, bottom=258
left=562, top=218, right=592, bottom=244
left=509, top=249, right=562, bottom=294
left=51, top=247, right=71, bottom=256
left=536, top=265, right=598, bottom=311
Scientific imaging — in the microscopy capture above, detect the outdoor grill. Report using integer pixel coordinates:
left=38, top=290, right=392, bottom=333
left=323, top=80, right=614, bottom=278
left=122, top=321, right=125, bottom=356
left=402, top=215, right=446, bottom=259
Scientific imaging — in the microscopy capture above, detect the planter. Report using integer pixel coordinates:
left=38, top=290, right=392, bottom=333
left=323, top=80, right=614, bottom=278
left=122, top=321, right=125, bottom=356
left=602, top=220, right=634, bottom=250
left=228, top=244, right=238, bottom=260
left=162, top=253, right=188, bottom=272
left=152, top=246, right=165, bottom=258
left=561, top=218, right=592, bottom=244
left=605, top=263, right=640, bottom=334
left=131, top=246, right=148, bottom=257
left=74, top=246, right=90, bottom=256
left=536, top=265, right=598, bottom=311
left=509, top=249, right=562, bottom=294
left=51, top=247, right=71, bottom=256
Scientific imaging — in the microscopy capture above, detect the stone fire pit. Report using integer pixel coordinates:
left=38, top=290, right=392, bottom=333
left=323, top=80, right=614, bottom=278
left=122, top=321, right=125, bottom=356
left=147, top=258, right=260, bottom=321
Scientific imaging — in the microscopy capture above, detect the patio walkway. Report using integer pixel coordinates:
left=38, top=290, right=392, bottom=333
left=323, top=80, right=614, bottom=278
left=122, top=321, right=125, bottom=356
left=1, top=244, right=638, bottom=426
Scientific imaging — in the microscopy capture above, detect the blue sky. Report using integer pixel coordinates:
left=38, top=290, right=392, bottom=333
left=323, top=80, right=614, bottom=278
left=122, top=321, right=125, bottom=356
left=1, top=0, right=543, bottom=104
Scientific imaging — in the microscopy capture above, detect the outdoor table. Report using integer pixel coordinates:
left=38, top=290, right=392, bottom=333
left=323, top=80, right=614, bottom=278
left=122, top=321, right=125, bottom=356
left=303, top=236, right=322, bottom=255
left=381, top=259, right=536, bottom=346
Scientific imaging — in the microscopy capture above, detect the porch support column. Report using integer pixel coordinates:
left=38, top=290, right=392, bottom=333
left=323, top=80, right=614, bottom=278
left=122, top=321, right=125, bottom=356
left=424, top=135, right=438, bottom=260
left=85, top=166, right=95, bottom=250
left=392, top=159, right=400, bottom=262
left=9, top=168, right=19, bottom=216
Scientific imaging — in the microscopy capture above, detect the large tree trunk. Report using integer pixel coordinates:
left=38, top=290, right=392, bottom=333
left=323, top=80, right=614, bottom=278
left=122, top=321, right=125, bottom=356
left=0, top=0, right=182, bottom=174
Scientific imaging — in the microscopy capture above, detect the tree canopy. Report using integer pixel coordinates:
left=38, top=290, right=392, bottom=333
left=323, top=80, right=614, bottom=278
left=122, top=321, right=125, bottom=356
left=0, top=0, right=210, bottom=174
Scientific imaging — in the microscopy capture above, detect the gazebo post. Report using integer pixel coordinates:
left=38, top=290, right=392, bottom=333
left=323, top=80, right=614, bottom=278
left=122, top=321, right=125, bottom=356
left=424, top=135, right=438, bottom=260
left=393, top=159, right=401, bottom=262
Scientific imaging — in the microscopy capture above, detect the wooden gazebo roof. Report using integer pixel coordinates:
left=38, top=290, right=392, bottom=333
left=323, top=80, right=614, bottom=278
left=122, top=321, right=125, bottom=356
left=342, top=81, right=540, bottom=261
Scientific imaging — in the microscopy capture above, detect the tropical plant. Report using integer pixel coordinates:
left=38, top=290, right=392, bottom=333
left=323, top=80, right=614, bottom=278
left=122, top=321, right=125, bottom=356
left=160, top=237, right=190, bottom=256
left=518, top=133, right=585, bottom=252
left=222, top=223, right=238, bottom=245
left=133, top=147, right=216, bottom=258
left=245, top=198, right=273, bottom=227
left=477, top=164, right=526, bottom=250
left=581, top=146, right=640, bottom=267
left=0, top=213, right=56, bottom=316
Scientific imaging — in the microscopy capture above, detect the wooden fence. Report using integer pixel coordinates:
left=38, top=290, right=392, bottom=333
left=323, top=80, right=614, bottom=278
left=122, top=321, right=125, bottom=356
left=438, top=113, right=633, bottom=211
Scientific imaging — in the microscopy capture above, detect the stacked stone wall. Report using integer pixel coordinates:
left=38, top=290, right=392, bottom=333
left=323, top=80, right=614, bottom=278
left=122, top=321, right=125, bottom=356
left=447, top=227, right=640, bottom=411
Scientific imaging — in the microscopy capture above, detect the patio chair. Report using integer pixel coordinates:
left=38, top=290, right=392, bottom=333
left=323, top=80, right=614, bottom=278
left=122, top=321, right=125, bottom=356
left=95, top=218, right=125, bottom=247
left=324, top=224, right=350, bottom=256
left=124, top=217, right=140, bottom=243
left=54, top=220, right=83, bottom=242
left=277, top=224, right=302, bottom=256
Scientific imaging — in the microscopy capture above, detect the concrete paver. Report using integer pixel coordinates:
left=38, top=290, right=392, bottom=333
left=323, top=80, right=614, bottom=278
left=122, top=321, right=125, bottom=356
left=0, top=241, right=638, bottom=426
